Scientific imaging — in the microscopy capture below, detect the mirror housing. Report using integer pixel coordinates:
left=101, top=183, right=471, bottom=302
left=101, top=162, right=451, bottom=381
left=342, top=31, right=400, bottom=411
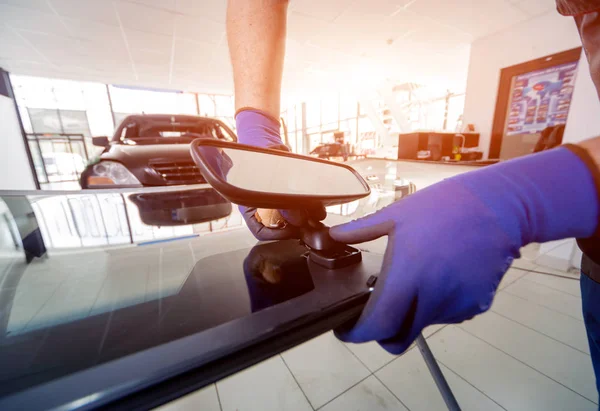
left=190, top=139, right=370, bottom=209
left=92, top=136, right=110, bottom=147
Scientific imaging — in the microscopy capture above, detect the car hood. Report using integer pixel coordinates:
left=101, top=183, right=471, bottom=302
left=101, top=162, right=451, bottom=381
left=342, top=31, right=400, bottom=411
left=102, top=143, right=193, bottom=163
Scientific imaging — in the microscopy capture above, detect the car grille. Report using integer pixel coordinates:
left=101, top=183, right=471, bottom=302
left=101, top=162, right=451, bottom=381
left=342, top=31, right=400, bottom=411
left=149, top=160, right=204, bottom=185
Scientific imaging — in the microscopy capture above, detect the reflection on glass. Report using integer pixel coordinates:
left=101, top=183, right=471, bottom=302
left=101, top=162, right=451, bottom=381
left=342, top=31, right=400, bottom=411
left=198, top=145, right=369, bottom=197
left=0, top=188, right=242, bottom=250
left=129, top=188, right=232, bottom=226
left=243, top=240, right=315, bottom=312
left=0, top=239, right=314, bottom=399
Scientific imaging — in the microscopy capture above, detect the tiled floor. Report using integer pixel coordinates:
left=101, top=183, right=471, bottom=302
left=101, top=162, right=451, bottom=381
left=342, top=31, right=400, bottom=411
left=157, top=261, right=598, bottom=411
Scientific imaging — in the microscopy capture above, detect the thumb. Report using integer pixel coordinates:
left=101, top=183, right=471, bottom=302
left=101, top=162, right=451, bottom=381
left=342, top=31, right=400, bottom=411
left=329, top=209, right=394, bottom=244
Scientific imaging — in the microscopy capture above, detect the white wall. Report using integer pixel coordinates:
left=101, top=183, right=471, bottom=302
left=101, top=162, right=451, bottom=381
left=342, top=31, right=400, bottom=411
left=462, top=11, right=589, bottom=158
left=0, top=95, right=36, bottom=190
left=463, top=11, right=600, bottom=271
left=562, top=55, right=600, bottom=144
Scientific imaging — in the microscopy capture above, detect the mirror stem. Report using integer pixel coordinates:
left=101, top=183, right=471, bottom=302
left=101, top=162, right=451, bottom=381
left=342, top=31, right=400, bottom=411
left=300, top=222, right=342, bottom=252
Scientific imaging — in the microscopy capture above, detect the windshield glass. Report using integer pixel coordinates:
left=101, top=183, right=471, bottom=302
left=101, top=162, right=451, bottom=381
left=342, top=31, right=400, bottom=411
left=0, top=190, right=327, bottom=408
left=119, top=118, right=236, bottom=145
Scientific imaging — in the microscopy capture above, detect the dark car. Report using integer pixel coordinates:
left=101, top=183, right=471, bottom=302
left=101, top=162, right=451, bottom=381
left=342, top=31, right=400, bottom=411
left=80, top=114, right=237, bottom=189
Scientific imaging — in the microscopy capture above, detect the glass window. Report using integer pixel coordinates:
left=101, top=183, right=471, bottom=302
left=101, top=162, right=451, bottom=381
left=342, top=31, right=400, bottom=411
left=108, top=85, right=141, bottom=114
left=359, top=102, right=366, bottom=116
left=175, top=93, right=198, bottom=115
left=52, top=79, right=86, bottom=110
left=138, top=90, right=178, bottom=114
left=18, top=105, right=33, bottom=134
left=114, top=112, right=131, bottom=128
left=321, top=132, right=335, bottom=144
left=28, top=108, right=62, bottom=134
left=309, top=133, right=321, bottom=152
left=198, top=94, right=216, bottom=117
left=358, top=117, right=375, bottom=134
left=321, top=94, right=338, bottom=125
left=447, top=94, right=465, bottom=132
left=287, top=129, right=297, bottom=153
left=423, top=100, right=446, bottom=131
left=283, top=108, right=292, bottom=132
left=339, top=95, right=357, bottom=119
left=215, top=95, right=234, bottom=117
left=296, top=104, right=303, bottom=131
left=82, top=82, right=115, bottom=138
left=305, top=100, right=320, bottom=128
left=11, top=75, right=57, bottom=109
left=59, top=110, right=91, bottom=137
left=306, top=126, right=320, bottom=135
left=340, top=118, right=357, bottom=145
left=321, top=121, right=338, bottom=133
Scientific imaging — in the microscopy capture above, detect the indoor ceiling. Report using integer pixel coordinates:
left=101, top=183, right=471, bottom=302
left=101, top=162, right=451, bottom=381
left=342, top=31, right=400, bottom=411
left=0, top=0, right=556, bottom=97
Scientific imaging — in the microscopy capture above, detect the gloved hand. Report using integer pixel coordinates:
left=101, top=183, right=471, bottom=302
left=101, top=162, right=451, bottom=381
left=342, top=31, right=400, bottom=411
left=236, top=108, right=325, bottom=240
left=330, top=145, right=600, bottom=354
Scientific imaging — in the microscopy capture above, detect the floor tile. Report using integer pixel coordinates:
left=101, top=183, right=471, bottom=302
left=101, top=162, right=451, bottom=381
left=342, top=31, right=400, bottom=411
left=23, top=275, right=106, bottom=331
left=282, top=332, right=370, bottom=409
left=154, top=384, right=221, bottom=411
left=428, top=326, right=596, bottom=410
left=6, top=282, right=61, bottom=334
left=491, top=291, right=589, bottom=354
left=498, top=267, right=528, bottom=290
left=511, top=257, right=537, bottom=271
left=343, top=340, right=396, bottom=373
left=343, top=324, right=446, bottom=373
left=520, top=243, right=541, bottom=260
left=217, top=355, right=311, bottom=411
left=459, top=310, right=597, bottom=402
left=530, top=264, right=578, bottom=278
left=377, top=344, right=504, bottom=411
left=145, top=276, right=186, bottom=302
left=89, top=267, right=150, bottom=316
left=320, top=375, right=407, bottom=411
left=524, top=271, right=581, bottom=298
left=503, top=277, right=583, bottom=321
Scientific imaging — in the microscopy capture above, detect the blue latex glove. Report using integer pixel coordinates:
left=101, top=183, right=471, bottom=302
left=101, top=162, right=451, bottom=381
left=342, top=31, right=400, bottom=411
left=236, top=109, right=325, bottom=240
left=330, top=146, right=600, bottom=354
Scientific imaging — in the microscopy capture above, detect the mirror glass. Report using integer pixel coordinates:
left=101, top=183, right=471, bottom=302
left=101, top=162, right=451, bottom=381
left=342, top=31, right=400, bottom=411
left=196, top=145, right=369, bottom=196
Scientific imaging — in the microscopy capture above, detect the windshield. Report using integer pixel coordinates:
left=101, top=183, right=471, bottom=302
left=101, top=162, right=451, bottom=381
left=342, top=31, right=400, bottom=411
left=118, top=119, right=236, bottom=145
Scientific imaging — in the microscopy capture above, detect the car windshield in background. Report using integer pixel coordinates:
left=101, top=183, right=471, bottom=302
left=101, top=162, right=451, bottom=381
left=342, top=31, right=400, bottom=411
left=120, top=120, right=236, bottom=145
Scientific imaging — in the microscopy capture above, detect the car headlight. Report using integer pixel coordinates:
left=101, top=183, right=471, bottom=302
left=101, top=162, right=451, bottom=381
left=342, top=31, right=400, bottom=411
left=86, top=161, right=141, bottom=187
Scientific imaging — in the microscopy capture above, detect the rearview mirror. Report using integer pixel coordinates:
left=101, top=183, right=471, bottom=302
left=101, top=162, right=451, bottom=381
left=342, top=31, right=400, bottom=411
left=92, top=136, right=109, bottom=147
left=190, top=139, right=370, bottom=209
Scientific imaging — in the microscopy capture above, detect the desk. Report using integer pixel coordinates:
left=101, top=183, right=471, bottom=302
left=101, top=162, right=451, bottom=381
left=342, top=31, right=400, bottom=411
left=397, top=132, right=480, bottom=160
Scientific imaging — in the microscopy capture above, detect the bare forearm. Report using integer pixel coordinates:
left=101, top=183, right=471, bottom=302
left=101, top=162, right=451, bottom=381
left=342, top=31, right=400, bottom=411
left=227, top=0, right=289, bottom=119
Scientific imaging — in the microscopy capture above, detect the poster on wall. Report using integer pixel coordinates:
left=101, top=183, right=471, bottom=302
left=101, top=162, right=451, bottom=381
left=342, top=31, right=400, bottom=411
left=504, top=61, right=579, bottom=136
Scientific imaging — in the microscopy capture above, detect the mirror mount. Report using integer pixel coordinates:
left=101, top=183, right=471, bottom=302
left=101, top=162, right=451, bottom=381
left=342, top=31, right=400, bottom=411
left=190, top=138, right=370, bottom=268
left=92, top=136, right=110, bottom=147
left=299, top=221, right=362, bottom=269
